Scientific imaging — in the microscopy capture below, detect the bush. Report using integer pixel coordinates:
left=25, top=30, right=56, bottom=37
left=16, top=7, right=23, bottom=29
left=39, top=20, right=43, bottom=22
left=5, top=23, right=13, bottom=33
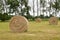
left=24, top=15, right=34, bottom=21
left=1, top=13, right=8, bottom=21
left=0, top=13, right=2, bottom=20
left=0, top=13, right=13, bottom=21
left=35, top=15, right=44, bottom=19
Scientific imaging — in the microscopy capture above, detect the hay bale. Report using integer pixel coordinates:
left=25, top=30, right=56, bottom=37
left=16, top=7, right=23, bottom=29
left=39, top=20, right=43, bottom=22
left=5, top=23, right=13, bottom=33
left=35, top=18, right=41, bottom=23
left=49, top=17, right=58, bottom=25
left=9, top=16, right=28, bottom=32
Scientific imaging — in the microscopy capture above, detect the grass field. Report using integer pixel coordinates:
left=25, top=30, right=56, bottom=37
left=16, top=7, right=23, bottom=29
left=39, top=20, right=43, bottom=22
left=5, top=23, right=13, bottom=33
left=0, top=21, right=60, bottom=40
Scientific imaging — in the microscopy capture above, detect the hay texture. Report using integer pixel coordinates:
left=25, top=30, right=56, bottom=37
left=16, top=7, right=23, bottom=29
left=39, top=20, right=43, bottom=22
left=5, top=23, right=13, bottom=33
left=9, top=16, right=28, bottom=32
left=35, top=18, right=41, bottom=23
left=49, top=17, right=58, bottom=25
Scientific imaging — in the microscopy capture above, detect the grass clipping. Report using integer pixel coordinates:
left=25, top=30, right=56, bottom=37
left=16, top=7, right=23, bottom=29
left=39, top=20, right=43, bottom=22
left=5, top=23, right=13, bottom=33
left=35, top=18, right=41, bottom=23
left=9, top=16, right=28, bottom=33
left=49, top=17, right=58, bottom=25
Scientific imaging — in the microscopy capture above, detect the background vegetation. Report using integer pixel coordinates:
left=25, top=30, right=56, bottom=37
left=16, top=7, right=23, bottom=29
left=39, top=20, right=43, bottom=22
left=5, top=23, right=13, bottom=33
left=0, top=0, right=60, bottom=21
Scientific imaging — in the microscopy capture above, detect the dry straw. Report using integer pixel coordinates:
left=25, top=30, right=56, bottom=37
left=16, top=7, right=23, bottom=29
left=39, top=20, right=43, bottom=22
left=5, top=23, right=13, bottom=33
left=49, top=17, right=58, bottom=25
left=9, top=16, right=28, bottom=32
left=35, top=18, right=41, bottom=23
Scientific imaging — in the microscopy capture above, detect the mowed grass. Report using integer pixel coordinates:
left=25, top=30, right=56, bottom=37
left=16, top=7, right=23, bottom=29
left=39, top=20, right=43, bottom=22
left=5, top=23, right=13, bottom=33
left=0, top=21, right=60, bottom=40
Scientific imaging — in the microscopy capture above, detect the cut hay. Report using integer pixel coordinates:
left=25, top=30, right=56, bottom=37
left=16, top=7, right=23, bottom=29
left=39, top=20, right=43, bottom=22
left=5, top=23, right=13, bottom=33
left=35, top=18, right=41, bottom=23
left=49, top=17, right=58, bottom=25
left=9, top=16, right=29, bottom=32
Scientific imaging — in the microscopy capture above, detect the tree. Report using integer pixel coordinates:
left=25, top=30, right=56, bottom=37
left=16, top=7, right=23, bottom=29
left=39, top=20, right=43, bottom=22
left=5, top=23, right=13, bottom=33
left=47, top=0, right=53, bottom=17
left=40, top=0, right=46, bottom=17
left=37, top=0, right=39, bottom=17
left=6, top=0, right=19, bottom=15
left=33, top=0, right=35, bottom=17
left=20, top=0, right=26, bottom=16
left=0, top=0, right=4, bottom=13
left=39, top=0, right=41, bottom=16
left=51, top=0, right=60, bottom=16
left=24, top=0, right=31, bottom=19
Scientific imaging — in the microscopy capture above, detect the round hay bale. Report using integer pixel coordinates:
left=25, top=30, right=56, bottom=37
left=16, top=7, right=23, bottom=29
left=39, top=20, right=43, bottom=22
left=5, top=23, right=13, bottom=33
left=35, top=18, right=41, bottom=23
left=49, top=17, right=58, bottom=25
left=9, top=16, right=28, bottom=32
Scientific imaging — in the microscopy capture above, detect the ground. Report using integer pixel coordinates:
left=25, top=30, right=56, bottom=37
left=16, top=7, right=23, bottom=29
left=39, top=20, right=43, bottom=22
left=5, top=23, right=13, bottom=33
left=0, top=21, right=60, bottom=40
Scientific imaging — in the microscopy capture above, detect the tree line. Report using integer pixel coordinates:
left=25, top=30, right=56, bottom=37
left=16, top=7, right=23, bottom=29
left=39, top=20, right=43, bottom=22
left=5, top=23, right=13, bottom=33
left=0, top=0, right=60, bottom=21
left=0, top=0, right=31, bottom=21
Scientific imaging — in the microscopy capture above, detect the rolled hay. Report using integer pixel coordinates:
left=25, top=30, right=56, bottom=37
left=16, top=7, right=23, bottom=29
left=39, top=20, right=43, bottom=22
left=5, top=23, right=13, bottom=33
left=9, top=16, right=29, bottom=32
left=35, top=18, right=42, bottom=23
left=49, top=17, right=58, bottom=25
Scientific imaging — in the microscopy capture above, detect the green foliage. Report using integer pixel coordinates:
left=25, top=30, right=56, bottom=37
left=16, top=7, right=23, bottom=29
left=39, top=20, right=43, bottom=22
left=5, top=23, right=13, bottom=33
left=0, top=13, right=12, bottom=21
left=6, top=0, right=31, bottom=16
left=50, top=14, right=54, bottom=17
left=40, top=0, right=46, bottom=7
left=0, top=13, right=8, bottom=21
left=51, top=0, right=60, bottom=16
left=6, top=0, right=19, bottom=13
left=0, top=13, right=2, bottom=20
left=1, top=0, right=60, bottom=20
left=52, top=1, right=60, bottom=10
left=39, top=15, right=44, bottom=19
left=7, top=0, right=19, bottom=8
left=24, top=15, right=34, bottom=20
left=21, top=0, right=31, bottom=17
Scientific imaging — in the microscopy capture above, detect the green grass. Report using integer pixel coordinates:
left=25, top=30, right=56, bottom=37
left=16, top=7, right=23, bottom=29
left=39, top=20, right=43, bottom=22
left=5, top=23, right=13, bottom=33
left=0, top=21, right=60, bottom=40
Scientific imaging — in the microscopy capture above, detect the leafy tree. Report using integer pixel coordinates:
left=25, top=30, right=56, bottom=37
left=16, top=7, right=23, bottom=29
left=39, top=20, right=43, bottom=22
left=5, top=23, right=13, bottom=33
left=46, top=0, right=53, bottom=17
left=6, top=0, right=19, bottom=15
left=0, top=13, right=8, bottom=21
left=33, top=0, right=35, bottom=17
left=0, top=0, right=4, bottom=13
left=24, top=0, right=31, bottom=19
left=37, top=0, right=39, bottom=17
left=51, top=0, right=60, bottom=16
left=40, top=0, right=46, bottom=17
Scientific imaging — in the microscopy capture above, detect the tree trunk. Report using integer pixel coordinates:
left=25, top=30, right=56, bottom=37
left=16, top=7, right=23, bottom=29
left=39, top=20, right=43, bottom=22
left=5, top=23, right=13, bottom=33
left=33, top=0, right=35, bottom=17
left=37, top=0, right=39, bottom=17
left=40, top=0, right=41, bottom=16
